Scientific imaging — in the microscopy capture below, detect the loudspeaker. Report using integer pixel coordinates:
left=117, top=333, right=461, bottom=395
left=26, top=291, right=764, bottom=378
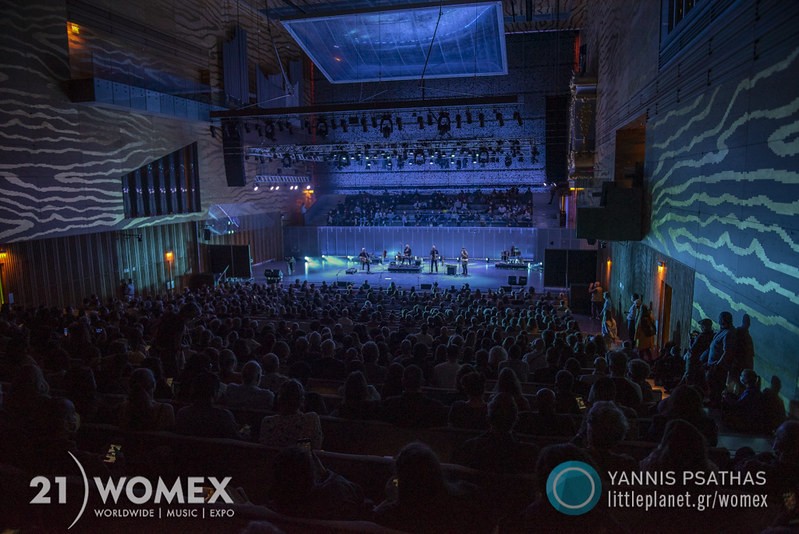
left=569, top=283, right=592, bottom=314
left=222, top=120, right=246, bottom=187
left=518, top=276, right=527, bottom=285
left=203, top=228, right=211, bottom=241
left=447, top=265, right=457, bottom=275
left=420, top=283, right=432, bottom=290
left=508, top=275, right=517, bottom=285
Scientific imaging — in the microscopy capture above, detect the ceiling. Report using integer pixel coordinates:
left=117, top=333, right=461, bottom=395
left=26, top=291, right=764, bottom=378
left=280, top=1, right=507, bottom=83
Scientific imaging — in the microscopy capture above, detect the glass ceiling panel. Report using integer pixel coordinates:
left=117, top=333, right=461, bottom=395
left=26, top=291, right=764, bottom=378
left=281, top=2, right=507, bottom=83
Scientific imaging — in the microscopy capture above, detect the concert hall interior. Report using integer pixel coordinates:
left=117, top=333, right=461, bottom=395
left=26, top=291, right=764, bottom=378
left=1, top=0, right=798, bottom=531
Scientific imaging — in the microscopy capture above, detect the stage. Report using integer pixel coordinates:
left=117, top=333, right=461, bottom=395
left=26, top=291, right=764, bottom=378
left=254, top=256, right=546, bottom=293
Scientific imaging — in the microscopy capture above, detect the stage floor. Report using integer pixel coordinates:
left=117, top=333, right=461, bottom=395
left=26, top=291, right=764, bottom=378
left=255, top=256, right=545, bottom=293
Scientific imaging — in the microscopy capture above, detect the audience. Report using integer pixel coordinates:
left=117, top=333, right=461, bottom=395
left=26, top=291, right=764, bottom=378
left=119, top=367, right=175, bottom=431
left=259, top=379, right=323, bottom=450
left=174, top=371, right=239, bottom=439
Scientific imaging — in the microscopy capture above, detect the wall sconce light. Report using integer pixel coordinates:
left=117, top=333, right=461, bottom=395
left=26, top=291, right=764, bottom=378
left=69, top=22, right=80, bottom=35
left=0, top=249, right=7, bottom=261
left=657, top=260, right=665, bottom=274
left=165, top=251, right=174, bottom=263
left=606, top=258, right=612, bottom=267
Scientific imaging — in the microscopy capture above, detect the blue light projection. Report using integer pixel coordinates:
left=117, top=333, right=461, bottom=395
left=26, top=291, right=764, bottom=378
left=281, top=2, right=507, bottom=83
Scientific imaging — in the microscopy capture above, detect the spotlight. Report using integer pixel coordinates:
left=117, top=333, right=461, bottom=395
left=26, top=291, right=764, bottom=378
left=437, top=112, right=451, bottom=135
left=265, top=121, right=275, bottom=140
left=396, top=116, right=403, bottom=130
left=380, top=116, right=393, bottom=139
left=306, top=184, right=312, bottom=190
left=282, top=154, right=292, bottom=167
left=340, top=119, right=348, bottom=132
left=427, top=112, right=434, bottom=126
left=315, top=119, right=328, bottom=137
left=466, top=110, right=473, bottom=124
left=514, top=111, right=523, bottom=126
left=417, top=116, right=424, bottom=129
left=455, top=114, right=462, bottom=128
left=253, top=185, right=259, bottom=191
left=275, top=185, right=280, bottom=190
left=371, top=116, right=378, bottom=129
left=496, top=112, right=504, bottom=126
left=361, top=117, right=368, bottom=132
left=478, top=113, right=485, bottom=127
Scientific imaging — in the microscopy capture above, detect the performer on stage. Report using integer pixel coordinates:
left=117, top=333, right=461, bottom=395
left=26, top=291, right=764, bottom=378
left=358, top=247, right=371, bottom=273
left=460, top=247, right=469, bottom=276
left=403, top=243, right=412, bottom=265
left=510, top=244, right=519, bottom=257
left=430, top=244, right=439, bottom=273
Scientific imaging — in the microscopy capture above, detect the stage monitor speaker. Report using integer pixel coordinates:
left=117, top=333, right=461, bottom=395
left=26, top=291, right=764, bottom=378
left=569, top=283, right=592, bottom=314
left=518, top=276, right=528, bottom=285
left=420, top=283, right=432, bottom=290
left=447, top=265, right=457, bottom=276
left=222, top=120, right=246, bottom=187
left=508, top=275, right=517, bottom=285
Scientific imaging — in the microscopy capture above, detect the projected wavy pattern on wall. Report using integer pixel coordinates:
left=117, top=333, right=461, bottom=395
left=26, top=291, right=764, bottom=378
left=0, top=0, right=288, bottom=243
left=647, top=42, right=799, bottom=390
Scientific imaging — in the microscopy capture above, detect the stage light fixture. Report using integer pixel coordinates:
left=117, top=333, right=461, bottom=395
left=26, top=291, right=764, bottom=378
left=361, top=117, right=368, bottom=132
left=396, top=116, right=403, bottom=130
left=455, top=114, right=462, bottom=128
left=417, top=116, right=424, bottom=129
left=466, top=110, right=473, bottom=124
left=371, top=116, right=378, bottom=129
left=380, top=116, right=393, bottom=139
left=437, top=112, right=451, bottom=135
left=496, top=112, right=504, bottom=126
left=478, top=113, right=485, bottom=127
left=315, top=119, right=328, bottom=137
left=514, top=111, right=523, bottom=125
left=340, top=119, right=348, bottom=132
left=427, top=112, right=434, bottom=126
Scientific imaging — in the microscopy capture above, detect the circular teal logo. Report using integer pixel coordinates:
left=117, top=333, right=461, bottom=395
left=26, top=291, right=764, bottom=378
left=546, top=461, right=601, bottom=515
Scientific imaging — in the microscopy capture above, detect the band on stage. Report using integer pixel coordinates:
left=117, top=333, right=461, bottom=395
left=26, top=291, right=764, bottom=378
left=351, top=243, right=518, bottom=276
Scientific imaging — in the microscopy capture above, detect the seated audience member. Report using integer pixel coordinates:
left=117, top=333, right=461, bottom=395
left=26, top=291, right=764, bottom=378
left=523, top=338, right=547, bottom=371
left=218, top=349, right=242, bottom=384
left=260, top=353, right=289, bottom=394
left=380, top=362, right=405, bottom=399
left=740, top=420, right=799, bottom=502
left=627, top=358, right=655, bottom=406
left=8, top=396, right=109, bottom=477
left=452, top=393, right=538, bottom=474
left=223, top=360, right=275, bottom=410
left=63, top=365, right=100, bottom=423
left=141, top=357, right=174, bottom=399
left=373, top=442, right=491, bottom=533
left=503, top=443, right=625, bottom=533
left=516, top=388, right=577, bottom=437
left=331, top=371, right=380, bottom=421
left=640, top=419, right=717, bottom=474
left=381, top=365, right=447, bottom=428
left=584, top=401, right=638, bottom=476
left=531, top=347, right=560, bottom=384
left=310, top=338, right=347, bottom=380
left=499, top=345, right=530, bottom=382
left=174, top=371, right=239, bottom=439
left=761, top=375, right=787, bottom=434
left=432, top=344, right=461, bottom=389
left=645, top=385, right=718, bottom=446
left=268, top=446, right=370, bottom=520
left=361, top=341, right=387, bottom=384
left=3, top=364, right=52, bottom=431
left=579, top=356, right=608, bottom=387
left=722, top=368, right=764, bottom=433
left=260, top=379, right=323, bottom=449
left=606, top=351, right=642, bottom=411
left=119, top=367, right=175, bottom=431
left=287, top=362, right=328, bottom=416
left=492, top=367, right=531, bottom=411
left=553, top=370, right=581, bottom=415
left=448, top=371, right=489, bottom=430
